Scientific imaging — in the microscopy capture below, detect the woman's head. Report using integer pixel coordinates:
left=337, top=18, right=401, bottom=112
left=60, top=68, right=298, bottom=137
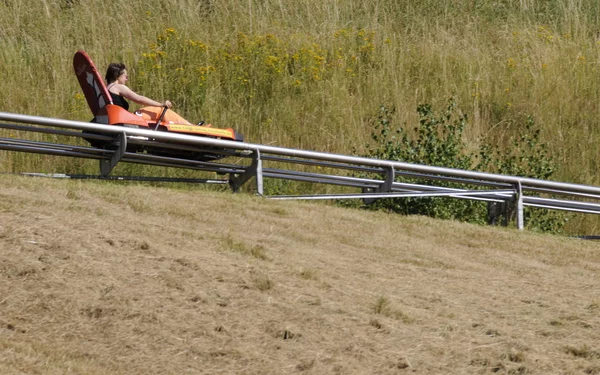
left=105, top=63, right=127, bottom=84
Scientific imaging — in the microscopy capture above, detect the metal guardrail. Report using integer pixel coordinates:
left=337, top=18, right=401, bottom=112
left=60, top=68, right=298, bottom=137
left=2, top=111, right=600, bottom=230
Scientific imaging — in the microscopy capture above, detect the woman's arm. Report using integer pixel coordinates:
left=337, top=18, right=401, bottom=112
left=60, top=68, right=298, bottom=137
left=117, top=85, right=172, bottom=108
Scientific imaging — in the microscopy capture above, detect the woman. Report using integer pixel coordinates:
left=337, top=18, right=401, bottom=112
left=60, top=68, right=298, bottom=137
left=104, top=62, right=194, bottom=125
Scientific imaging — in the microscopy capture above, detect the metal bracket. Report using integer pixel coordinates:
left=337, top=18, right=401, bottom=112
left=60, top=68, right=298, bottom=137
left=229, top=150, right=263, bottom=196
left=100, top=132, right=126, bottom=177
left=487, top=183, right=524, bottom=229
left=363, top=166, right=395, bottom=205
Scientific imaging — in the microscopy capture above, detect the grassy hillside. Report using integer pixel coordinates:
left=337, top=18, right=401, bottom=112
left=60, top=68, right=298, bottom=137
left=1, top=175, right=599, bottom=374
left=2, top=1, right=600, bottom=173
left=3, top=0, right=600, bottom=232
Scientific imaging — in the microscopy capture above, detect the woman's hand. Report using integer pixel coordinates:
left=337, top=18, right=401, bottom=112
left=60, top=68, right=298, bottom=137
left=163, top=100, right=173, bottom=109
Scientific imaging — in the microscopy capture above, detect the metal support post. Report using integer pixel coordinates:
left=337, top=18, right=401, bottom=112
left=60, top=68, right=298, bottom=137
left=100, top=132, right=126, bottom=177
left=255, top=150, right=264, bottom=196
left=516, top=181, right=524, bottom=230
left=229, top=150, right=263, bottom=196
left=363, top=166, right=395, bottom=205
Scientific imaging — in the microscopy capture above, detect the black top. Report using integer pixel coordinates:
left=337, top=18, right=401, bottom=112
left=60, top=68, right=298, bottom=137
left=110, top=92, right=129, bottom=111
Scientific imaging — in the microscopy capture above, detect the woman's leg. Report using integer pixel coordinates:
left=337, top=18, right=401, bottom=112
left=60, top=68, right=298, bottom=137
left=135, top=106, right=193, bottom=125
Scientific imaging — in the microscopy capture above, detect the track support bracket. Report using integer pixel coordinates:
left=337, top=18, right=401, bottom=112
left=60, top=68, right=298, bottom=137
left=229, top=150, right=263, bottom=196
left=100, top=132, right=126, bottom=177
left=487, top=183, right=524, bottom=229
left=363, top=166, right=395, bottom=205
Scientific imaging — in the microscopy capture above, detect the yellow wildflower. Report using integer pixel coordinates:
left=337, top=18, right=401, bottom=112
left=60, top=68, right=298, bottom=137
left=506, top=58, right=516, bottom=69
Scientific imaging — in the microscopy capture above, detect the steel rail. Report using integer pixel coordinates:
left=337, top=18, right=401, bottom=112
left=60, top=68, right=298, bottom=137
left=121, top=153, right=246, bottom=174
left=523, top=196, right=600, bottom=213
left=260, top=154, right=386, bottom=173
left=18, top=172, right=229, bottom=184
left=0, top=137, right=108, bottom=154
left=266, top=189, right=516, bottom=201
left=127, top=138, right=250, bottom=158
left=0, top=135, right=517, bottom=202
left=3, top=111, right=600, bottom=232
left=260, top=154, right=515, bottom=191
left=0, top=122, right=113, bottom=140
left=2, top=111, right=600, bottom=196
left=261, top=169, right=511, bottom=202
left=525, top=203, right=600, bottom=215
left=0, top=142, right=109, bottom=160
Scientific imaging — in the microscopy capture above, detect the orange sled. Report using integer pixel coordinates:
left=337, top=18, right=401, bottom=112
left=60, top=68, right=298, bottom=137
left=73, top=50, right=243, bottom=160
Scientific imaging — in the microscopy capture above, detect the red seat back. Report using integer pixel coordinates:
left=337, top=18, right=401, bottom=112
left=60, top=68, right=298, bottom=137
left=73, top=50, right=113, bottom=117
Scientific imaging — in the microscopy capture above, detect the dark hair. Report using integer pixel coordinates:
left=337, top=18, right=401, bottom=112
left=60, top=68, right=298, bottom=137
left=105, top=63, right=127, bottom=84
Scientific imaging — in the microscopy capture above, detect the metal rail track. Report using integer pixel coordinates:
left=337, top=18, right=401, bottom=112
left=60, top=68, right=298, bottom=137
left=2, top=111, right=600, bottom=230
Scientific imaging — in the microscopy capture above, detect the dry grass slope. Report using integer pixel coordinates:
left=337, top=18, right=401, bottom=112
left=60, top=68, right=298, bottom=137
left=1, top=175, right=599, bottom=374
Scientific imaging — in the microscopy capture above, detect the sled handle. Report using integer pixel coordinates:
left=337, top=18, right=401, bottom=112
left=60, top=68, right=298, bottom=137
left=152, top=105, right=169, bottom=131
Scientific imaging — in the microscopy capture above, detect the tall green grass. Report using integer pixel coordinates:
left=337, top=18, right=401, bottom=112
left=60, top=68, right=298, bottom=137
left=2, top=0, right=600, bottom=231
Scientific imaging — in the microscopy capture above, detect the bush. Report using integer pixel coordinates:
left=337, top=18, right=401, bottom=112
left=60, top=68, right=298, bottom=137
left=357, top=99, right=566, bottom=232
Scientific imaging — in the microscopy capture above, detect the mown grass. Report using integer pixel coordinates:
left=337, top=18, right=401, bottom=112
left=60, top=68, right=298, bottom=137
left=1, top=174, right=600, bottom=374
left=3, top=0, right=600, bottom=232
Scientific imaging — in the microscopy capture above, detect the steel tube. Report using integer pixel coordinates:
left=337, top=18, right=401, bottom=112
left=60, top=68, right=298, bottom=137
left=267, top=189, right=515, bottom=201
left=3, top=111, right=600, bottom=196
left=4, top=112, right=600, bottom=217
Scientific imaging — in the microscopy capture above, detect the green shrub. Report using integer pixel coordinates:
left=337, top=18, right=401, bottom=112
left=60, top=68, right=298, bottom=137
left=356, top=99, right=566, bottom=232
